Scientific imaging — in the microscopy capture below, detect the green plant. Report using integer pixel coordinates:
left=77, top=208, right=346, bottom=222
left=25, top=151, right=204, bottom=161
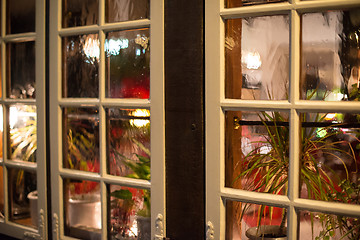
left=234, top=110, right=359, bottom=238
left=112, top=139, right=151, bottom=217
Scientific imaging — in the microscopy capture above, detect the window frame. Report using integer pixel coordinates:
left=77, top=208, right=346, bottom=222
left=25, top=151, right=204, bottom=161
left=49, top=0, right=165, bottom=239
left=205, top=0, right=360, bottom=239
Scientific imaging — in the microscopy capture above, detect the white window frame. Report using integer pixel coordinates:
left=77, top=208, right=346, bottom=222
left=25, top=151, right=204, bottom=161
left=49, top=0, right=165, bottom=239
left=206, top=0, right=360, bottom=239
left=0, top=0, right=47, bottom=239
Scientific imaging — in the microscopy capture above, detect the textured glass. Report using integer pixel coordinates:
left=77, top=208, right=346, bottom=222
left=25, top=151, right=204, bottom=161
left=6, top=0, right=35, bottom=34
left=62, top=0, right=98, bottom=28
left=0, top=166, right=3, bottom=218
left=106, top=0, right=150, bottom=23
left=225, top=0, right=286, bottom=8
left=8, top=168, right=36, bottom=227
left=302, top=9, right=360, bottom=101
left=299, top=210, right=360, bottom=240
left=105, top=29, right=150, bottom=98
left=225, top=15, right=289, bottom=100
left=108, top=184, right=151, bottom=239
left=226, top=200, right=287, bottom=239
left=300, top=112, right=360, bottom=204
left=9, top=105, right=37, bottom=163
left=225, top=111, right=289, bottom=193
left=107, top=108, right=150, bottom=178
left=62, top=34, right=99, bottom=98
left=7, top=41, right=36, bottom=99
left=64, top=178, right=101, bottom=238
left=63, top=107, right=99, bottom=172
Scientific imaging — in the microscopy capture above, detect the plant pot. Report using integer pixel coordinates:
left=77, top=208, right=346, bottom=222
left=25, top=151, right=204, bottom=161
left=137, top=216, right=150, bottom=240
left=246, top=225, right=287, bottom=240
left=27, top=190, right=38, bottom=227
left=68, top=194, right=101, bottom=229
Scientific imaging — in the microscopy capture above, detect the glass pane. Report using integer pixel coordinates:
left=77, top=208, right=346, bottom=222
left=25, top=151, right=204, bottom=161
left=300, top=112, right=360, bottom=204
left=108, top=184, right=151, bottom=239
left=105, top=29, right=150, bottom=99
left=8, top=168, right=37, bottom=228
left=226, top=200, right=287, bottom=239
left=7, top=41, right=36, bottom=99
left=0, top=166, right=3, bottom=218
left=225, top=15, right=289, bottom=100
left=6, top=0, right=35, bottom=34
left=62, top=0, right=98, bottom=28
left=106, top=0, right=150, bottom=23
left=62, top=34, right=99, bottom=98
left=107, top=108, right=150, bottom=178
left=301, top=9, right=360, bottom=101
left=9, top=105, right=37, bottom=163
left=299, top=210, right=360, bottom=240
left=225, top=111, right=289, bottom=194
left=225, top=0, right=286, bottom=8
left=64, top=178, right=101, bottom=238
left=0, top=105, right=3, bottom=160
left=63, top=107, right=99, bottom=172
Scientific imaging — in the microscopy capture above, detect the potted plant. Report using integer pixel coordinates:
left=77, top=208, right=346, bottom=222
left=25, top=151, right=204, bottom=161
left=233, top=109, right=359, bottom=239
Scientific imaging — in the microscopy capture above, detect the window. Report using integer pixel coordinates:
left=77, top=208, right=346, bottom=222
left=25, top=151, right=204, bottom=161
left=206, top=0, right=360, bottom=239
left=0, top=0, right=47, bottom=238
left=49, top=0, right=164, bottom=239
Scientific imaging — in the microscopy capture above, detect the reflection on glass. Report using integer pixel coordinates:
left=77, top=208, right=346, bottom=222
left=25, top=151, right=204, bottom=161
left=0, top=166, right=3, bottom=218
left=63, top=34, right=99, bottom=98
left=62, top=0, right=98, bottom=28
left=64, top=178, right=101, bottom=238
left=106, top=29, right=150, bottom=98
left=8, top=168, right=36, bottom=227
left=225, top=110, right=289, bottom=193
left=107, top=108, right=150, bottom=178
left=63, top=107, right=99, bottom=172
left=109, top=184, right=150, bottom=239
left=6, top=0, right=35, bottom=34
left=225, top=0, right=286, bottom=8
left=225, top=15, right=289, bottom=100
left=9, top=105, right=37, bottom=163
left=300, top=112, right=360, bottom=203
left=302, top=9, right=360, bottom=101
left=106, top=0, right=150, bottom=23
left=7, top=41, right=36, bottom=99
left=226, top=200, right=287, bottom=239
left=299, top=210, right=360, bottom=240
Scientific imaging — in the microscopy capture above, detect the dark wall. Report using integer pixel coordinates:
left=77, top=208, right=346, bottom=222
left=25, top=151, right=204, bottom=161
left=165, top=0, right=205, bottom=239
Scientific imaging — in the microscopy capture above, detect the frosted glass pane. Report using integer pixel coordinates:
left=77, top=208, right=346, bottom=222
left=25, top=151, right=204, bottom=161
left=109, top=184, right=151, bottom=239
left=62, top=34, right=99, bottom=98
left=301, top=9, right=360, bottom=101
left=8, top=168, right=37, bottom=228
left=64, top=178, right=101, bottom=238
left=63, top=107, right=99, bottom=172
left=105, top=29, right=150, bottom=99
left=9, top=105, right=37, bottom=163
left=107, top=108, right=150, bottom=178
left=106, top=0, right=149, bottom=23
left=62, top=0, right=98, bottom=28
left=6, top=0, right=35, bottom=34
left=225, top=110, right=289, bottom=193
left=225, top=0, right=286, bottom=8
left=225, top=15, right=289, bottom=100
left=7, top=41, right=36, bottom=99
left=226, top=200, right=287, bottom=239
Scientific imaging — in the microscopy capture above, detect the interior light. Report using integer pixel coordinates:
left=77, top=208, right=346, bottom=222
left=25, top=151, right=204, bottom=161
left=130, top=109, right=150, bottom=128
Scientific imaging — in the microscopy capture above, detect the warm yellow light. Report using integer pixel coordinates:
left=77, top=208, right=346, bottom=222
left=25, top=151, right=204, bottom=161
left=130, top=109, right=150, bottom=128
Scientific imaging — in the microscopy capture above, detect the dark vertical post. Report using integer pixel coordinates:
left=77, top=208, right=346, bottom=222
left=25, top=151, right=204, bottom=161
left=165, top=0, right=204, bottom=239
